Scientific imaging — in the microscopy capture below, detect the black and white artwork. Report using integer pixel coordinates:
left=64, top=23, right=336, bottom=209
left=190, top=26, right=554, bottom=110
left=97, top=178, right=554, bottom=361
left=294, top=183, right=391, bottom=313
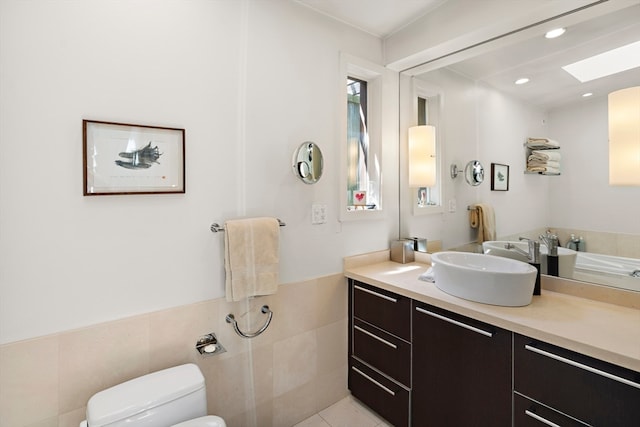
left=491, top=163, right=509, bottom=191
left=83, top=120, right=185, bottom=195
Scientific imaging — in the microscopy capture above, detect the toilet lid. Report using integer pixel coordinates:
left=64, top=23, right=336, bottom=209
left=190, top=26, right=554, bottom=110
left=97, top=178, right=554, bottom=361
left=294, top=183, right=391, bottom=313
left=172, top=415, right=226, bottom=427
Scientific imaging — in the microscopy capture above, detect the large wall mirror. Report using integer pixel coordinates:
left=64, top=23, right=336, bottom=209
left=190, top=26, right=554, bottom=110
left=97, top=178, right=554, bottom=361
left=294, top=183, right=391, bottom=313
left=398, top=1, right=640, bottom=293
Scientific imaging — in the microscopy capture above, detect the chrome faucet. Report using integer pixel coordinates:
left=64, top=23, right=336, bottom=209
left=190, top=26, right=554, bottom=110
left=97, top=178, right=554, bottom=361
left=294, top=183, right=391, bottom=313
left=505, top=237, right=540, bottom=263
left=506, top=237, right=542, bottom=295
left=539, top=232, right=559, bottom=256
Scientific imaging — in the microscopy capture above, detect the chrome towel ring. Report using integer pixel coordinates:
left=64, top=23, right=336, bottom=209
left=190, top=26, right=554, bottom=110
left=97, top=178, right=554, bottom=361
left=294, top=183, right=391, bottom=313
left=225, top=305, right=273, bottom=339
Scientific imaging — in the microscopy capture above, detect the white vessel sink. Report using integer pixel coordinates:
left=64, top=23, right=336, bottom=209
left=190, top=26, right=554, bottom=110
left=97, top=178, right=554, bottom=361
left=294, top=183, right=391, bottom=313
left=482, top=241, right=577, bottom=278
left=430, top=251, right=537, bottom=306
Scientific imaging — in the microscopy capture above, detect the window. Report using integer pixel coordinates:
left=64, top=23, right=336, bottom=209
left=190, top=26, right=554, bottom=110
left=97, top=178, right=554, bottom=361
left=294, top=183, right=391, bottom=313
left=347, top=77, right=375, bottom=209
left=340, top=53, right=387, bottom=221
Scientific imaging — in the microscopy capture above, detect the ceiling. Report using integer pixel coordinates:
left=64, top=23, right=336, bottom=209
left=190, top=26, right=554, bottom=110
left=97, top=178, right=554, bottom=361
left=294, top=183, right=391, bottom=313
left=295, top=0, right=445, bottom=38
left=296, top=0, right=640, bottom=111
left=447, top=3, right=640, bottom=111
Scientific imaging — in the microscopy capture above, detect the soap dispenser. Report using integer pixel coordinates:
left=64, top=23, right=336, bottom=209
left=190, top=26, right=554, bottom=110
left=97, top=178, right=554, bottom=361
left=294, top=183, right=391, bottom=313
left=577, top=236, right=586, bottom=252
left=566, top=234, right=579, bottom=251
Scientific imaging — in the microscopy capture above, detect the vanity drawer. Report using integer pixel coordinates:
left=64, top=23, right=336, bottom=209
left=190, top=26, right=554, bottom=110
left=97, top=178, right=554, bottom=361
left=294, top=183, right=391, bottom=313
left=353, top=318, right=411, bottom=387
left=349, top=357, right=410, bottom=427
left=514, top=393, right=585, bottom=427
left=514, top=334, right=640, bottom=426
left=352, top=280, right=411, bottom=341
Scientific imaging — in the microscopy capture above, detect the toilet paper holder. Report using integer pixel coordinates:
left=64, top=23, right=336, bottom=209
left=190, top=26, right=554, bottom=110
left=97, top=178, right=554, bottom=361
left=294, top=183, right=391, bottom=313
left=195, top=333, right=226, bottom=356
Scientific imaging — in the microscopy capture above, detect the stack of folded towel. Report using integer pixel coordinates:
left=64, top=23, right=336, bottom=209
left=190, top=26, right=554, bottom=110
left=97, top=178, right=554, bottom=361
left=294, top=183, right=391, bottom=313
left=526, top=137, right=560, bottom=149
left=527, top=149, right=561, bottom=174
left=526, top=137, right=561, bottom=174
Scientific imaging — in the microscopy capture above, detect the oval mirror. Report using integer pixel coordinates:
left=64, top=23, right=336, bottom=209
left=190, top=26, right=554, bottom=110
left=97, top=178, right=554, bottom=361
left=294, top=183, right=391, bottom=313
left=464, top=160, right=484, bottom=186
left=292, top=141, right=323, bottom=184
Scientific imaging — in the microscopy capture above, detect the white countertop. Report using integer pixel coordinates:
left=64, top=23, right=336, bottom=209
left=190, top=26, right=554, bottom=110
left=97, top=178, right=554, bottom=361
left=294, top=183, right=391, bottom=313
left=345, top=260, right=640, bottom=372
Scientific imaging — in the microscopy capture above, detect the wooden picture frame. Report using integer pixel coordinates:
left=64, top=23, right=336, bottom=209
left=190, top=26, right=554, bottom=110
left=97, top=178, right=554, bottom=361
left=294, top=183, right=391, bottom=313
left=83, top=120, right=185, bottom=195
left=491, top=163, right=509, bottom=191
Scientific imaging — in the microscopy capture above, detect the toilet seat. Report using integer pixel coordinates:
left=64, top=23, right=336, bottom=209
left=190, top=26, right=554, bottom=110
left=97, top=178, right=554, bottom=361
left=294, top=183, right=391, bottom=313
left=172, top=415, right=227, bottom=427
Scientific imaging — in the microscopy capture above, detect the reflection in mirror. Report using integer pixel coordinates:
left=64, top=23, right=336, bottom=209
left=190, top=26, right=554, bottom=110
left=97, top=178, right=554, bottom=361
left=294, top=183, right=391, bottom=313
left=608, top=86, right=640, bottom=186
left=464, top=160, right=484, bottom=186
left=397, top=2, right=640, bottom=292
left=408, top=125, right=436, bottom=205
left=292, top=142, right=323, bottom=184
left=407, top=79, right=443, bottom=216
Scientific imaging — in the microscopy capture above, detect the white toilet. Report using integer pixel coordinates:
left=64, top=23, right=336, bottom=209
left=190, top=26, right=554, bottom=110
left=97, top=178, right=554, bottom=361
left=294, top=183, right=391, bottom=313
left=79, top=363, right=226, bottom=427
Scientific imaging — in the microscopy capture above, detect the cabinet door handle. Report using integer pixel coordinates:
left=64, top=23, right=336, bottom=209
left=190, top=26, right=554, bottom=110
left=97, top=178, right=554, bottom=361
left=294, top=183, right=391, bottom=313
left=354, top=325, right=398, bottom=349
left=354, top=285, right=397, bottom=303
left=524, top=344, right=640, bottom=390
left=351, top=366, right=396, bottom=396
left=524, top=410, right=561, bottom=427
left=415, top=307, right=493, bottom=337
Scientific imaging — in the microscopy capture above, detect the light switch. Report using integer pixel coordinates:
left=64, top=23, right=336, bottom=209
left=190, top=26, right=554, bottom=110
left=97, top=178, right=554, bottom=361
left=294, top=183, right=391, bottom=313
left=312, top=204, right=327, bottom=224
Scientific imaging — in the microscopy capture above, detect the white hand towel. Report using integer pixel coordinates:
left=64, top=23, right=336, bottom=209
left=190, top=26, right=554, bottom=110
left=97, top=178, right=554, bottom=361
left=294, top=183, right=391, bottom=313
left=418, top=267, right=435, bottom=283
left=527, top=159, right=560, bottom=169
left=526, top=138, right=560, bottom=149
left=224, top=217, right=280, bottom=302
left=527, top=165, right=561, bottom=174
left=530, top=150, right=562, bottom=162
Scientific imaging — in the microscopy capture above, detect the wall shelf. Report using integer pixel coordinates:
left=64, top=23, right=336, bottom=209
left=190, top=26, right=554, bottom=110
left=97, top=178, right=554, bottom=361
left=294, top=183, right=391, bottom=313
left=524, top=139, right=561, bottom=175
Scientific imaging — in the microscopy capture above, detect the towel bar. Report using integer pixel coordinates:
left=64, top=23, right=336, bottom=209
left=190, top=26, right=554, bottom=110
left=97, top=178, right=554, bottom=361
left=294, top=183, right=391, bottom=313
left=210, top=219, right=286, bottom=233
left=226, top=305, right=273, bottom=339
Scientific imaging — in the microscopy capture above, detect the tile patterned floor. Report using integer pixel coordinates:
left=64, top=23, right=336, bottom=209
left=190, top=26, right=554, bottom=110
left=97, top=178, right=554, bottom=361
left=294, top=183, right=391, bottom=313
left=294, top=396, right=390, bottom=427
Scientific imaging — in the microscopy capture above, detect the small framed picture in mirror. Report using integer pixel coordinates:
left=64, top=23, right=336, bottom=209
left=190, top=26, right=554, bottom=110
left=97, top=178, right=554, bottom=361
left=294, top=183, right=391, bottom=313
left=491, top=163, right=509, bottom=191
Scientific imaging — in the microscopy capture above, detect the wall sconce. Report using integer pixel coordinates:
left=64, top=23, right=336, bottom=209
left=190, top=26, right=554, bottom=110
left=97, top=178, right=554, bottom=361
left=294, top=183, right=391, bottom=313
left=409, top=125, right=436, bottom=186
left=609, top=86, right=640, bottom=186
left=408, top=125, right=436, bottom=205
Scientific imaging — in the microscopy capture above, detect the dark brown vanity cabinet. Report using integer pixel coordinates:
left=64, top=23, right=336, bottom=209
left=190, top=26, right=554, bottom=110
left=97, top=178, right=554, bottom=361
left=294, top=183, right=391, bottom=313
left=348, top=279, right=640, bottom=426
left=514, top=333, right=640, bottom=426
left=412, top=301, right=512, bottom=427
left=348, top=280, right=411, bottom=426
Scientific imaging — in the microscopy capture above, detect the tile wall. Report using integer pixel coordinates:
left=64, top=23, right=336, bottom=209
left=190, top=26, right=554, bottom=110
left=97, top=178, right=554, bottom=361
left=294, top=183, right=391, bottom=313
left=0, top=274, right=348, bottom=427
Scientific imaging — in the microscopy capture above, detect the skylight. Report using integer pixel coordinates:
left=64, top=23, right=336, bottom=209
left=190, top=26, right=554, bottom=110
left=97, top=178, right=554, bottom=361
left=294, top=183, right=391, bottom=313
left=562, top=40, right=640, bottom=82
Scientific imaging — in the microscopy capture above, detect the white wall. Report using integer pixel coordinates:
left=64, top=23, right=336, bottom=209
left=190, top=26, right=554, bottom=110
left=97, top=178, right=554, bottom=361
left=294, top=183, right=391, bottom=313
left=401, top=68, right=549, bottom=248
left=0, top=0, right=397, bottom=344
left=548, top=96, right=640, bottom=235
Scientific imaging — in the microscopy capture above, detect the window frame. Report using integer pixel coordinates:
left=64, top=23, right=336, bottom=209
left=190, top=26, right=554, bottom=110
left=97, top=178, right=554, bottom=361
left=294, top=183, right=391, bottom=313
left=340, top=53, right=386, bottom=222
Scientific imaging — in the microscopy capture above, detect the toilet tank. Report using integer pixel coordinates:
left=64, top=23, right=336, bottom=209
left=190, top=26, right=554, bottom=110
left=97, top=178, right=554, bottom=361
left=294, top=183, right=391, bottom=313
left=83, top=364, right=207, bottom=427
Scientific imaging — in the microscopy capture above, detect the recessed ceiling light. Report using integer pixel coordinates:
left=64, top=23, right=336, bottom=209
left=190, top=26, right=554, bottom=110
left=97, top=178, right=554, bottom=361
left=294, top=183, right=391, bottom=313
left=582, top=92, right=593, bottom=97
left=515, top=78, right=530, bottom=85
left=562, top=40, right=640, bottom=82
left=545, top=28, right=566, bottom=39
